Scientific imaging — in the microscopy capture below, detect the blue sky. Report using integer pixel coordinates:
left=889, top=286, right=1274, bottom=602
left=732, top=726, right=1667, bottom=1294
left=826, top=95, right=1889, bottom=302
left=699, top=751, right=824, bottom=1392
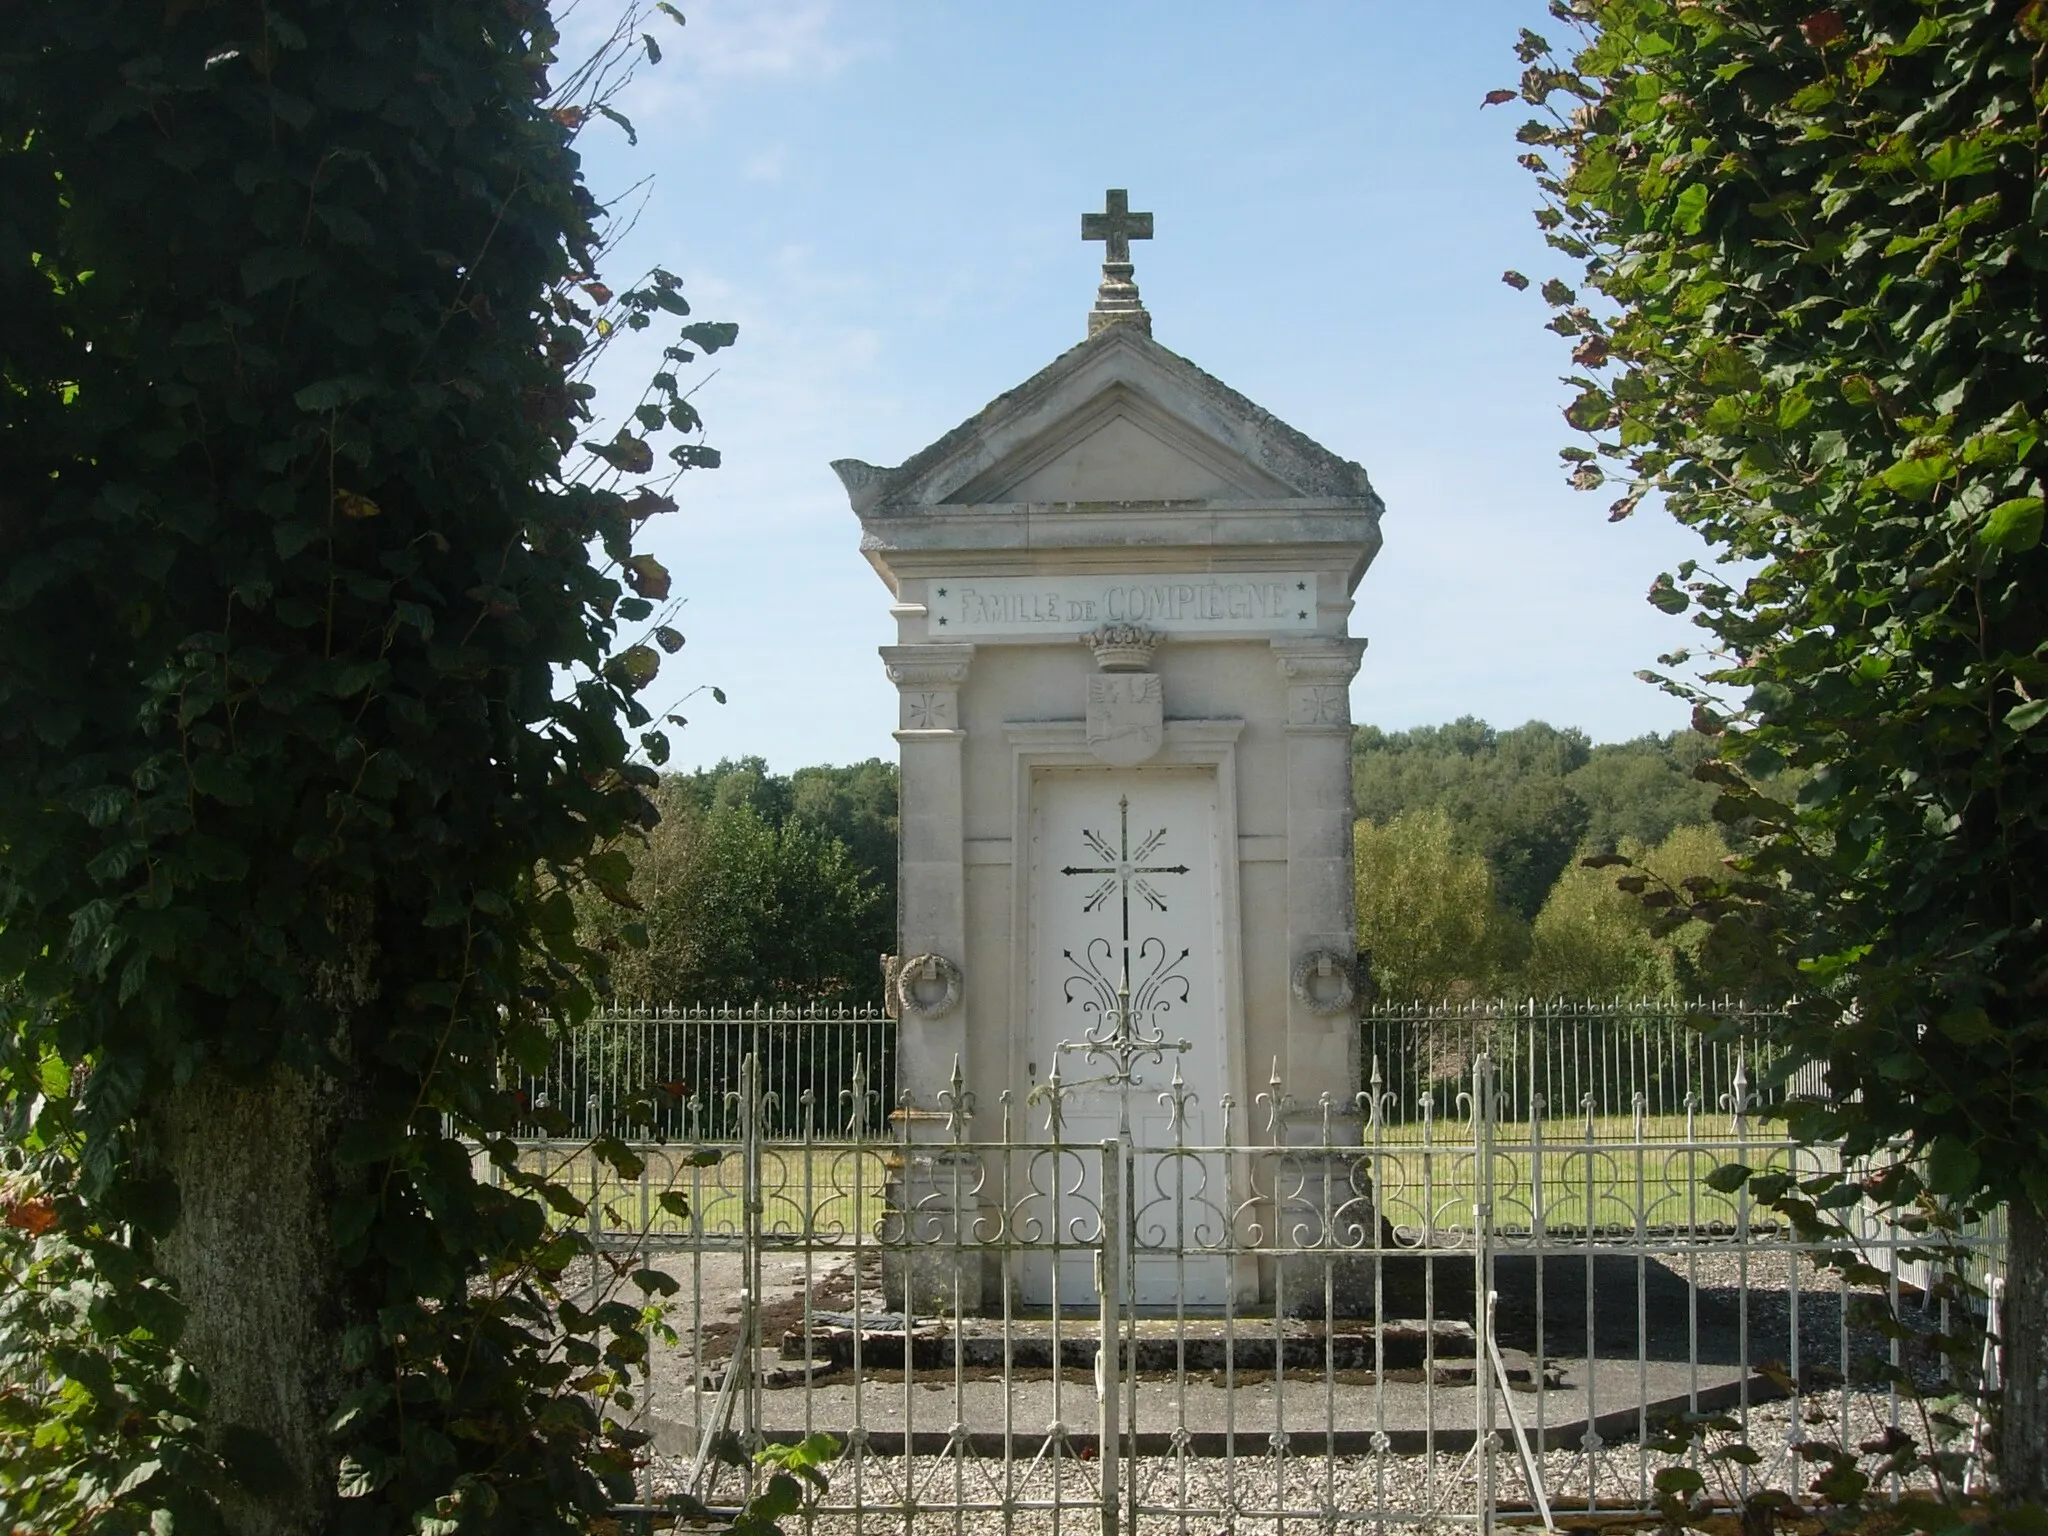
left=562, top=1, right=1716, bottom=773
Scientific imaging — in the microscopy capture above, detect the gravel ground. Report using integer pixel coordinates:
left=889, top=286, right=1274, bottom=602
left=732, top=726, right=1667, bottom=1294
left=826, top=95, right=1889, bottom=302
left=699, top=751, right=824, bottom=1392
left=644, top=1387, right=1986, bottom=1534
left=1674, top=1249, right=1958, bottom=1388
left=630, top=1248, right=1994, bottom=1531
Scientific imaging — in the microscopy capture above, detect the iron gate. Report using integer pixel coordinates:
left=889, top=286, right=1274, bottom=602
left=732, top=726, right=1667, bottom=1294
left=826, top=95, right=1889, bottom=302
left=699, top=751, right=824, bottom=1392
left=496, top=1038, right=2006, bottom=1534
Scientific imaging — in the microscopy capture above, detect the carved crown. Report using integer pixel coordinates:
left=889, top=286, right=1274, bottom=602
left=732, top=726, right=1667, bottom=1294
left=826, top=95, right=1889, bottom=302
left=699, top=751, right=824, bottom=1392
left=1082, top=623, right=1160, bottom=672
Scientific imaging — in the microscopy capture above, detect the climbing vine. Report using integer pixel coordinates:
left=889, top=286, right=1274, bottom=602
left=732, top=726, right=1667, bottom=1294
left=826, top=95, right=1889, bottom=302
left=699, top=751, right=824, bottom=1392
left=1, top=3, right=728, bottom=1530
left=1501, top=0, right=2048, bottom=1491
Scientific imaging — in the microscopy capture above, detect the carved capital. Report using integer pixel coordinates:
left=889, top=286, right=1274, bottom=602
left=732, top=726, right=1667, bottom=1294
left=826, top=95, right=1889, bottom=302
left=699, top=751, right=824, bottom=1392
left=881, top=643, right=975, bottom=690
left=1273, top=637, right=1364, bottom=732
left=1271, top=636, right=1367, bottom=685
left=882, top=643, right=974, bottom=729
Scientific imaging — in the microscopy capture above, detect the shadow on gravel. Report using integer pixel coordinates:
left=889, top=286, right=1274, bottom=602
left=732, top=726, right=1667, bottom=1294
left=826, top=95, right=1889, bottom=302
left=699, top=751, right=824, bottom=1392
left=1491, top=1253, right=1745, bottom=1362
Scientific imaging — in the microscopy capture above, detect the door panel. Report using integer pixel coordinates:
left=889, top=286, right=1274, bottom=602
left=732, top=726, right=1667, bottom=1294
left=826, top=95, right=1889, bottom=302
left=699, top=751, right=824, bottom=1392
left=1021, top=767, right=1230, bottom=1310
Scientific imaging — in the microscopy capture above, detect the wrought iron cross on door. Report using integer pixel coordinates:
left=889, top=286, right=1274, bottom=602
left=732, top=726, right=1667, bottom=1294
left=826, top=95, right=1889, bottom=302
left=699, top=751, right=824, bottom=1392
left=1057, top=795, right=1194, bottom=1094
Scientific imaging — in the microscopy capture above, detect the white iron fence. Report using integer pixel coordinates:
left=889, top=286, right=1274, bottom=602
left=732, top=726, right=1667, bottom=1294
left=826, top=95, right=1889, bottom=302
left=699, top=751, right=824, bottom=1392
left=493, top=1010, right=2005, bottom=1533
left=1359, top=997, right=1823, bottom=1127
left=510, top=1003, right=896, bottom=1142
left=520, top=998, right=1811, bottom=1147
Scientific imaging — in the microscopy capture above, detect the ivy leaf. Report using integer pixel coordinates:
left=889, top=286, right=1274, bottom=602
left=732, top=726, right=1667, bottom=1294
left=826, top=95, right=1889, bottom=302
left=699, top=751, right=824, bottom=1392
left=1800, top=10, right=1846, bottom=46
left=1980, top=495, right=2043, bottom=552
left=588, top=430, right=655, bottom=474
left=605, top=645, right=661, bottom=690
left=315, top=205, right=376, bottom=247
left=675, top=321, right=738, bottom=354
left=1877, top=450, right=1952, bottom=501
left=294, top=375, right=380, bottom=412
left=625, top=490, right=677, bottom=520
left=1936, top=1008, right=1993, bottom=1045
left=1647, top=575, right=1689, bottom=615
left=1672, top=184, right=1709, bottom=234
left=242, top=246, right=319, bottom=295
left=2006, top=698, right=2048, bottom=734
left=623, top=554, right=671, bottom=599
left=3, top=1197, right=59, bottom=1235
left=1925, top=135, right=1998, bottom=181
left=1704, top=1163, right=1752, bottom=1194
left=1925, top=1138, right=1981, bottom=1197
left=1565, top=388, right=1611, bottom=431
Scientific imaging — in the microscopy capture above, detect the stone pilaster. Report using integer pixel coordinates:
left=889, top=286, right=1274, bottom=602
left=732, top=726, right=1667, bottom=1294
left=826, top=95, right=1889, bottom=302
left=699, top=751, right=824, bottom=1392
left=1272, top=638, right=1368, bottom=1092
left=882, top=643, right=974, bottom=1109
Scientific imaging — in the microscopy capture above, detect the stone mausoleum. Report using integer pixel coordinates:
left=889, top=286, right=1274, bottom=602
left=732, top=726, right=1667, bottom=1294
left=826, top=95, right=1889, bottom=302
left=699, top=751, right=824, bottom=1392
left=838, top=193, right=1384, bottom=1310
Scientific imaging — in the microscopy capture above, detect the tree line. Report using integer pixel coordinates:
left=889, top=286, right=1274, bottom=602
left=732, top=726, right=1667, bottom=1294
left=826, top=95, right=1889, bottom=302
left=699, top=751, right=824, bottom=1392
left=577, top=718, right=1754, bottom=1010
left=1350, top=718, right=1773, bottom=1003
left=576, top=757, right=898, bottom=1008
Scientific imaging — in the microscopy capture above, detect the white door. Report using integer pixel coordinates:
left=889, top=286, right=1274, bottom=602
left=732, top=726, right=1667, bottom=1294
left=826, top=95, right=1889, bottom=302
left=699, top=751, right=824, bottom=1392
left=1020, top=768, right=1231, bottom=1310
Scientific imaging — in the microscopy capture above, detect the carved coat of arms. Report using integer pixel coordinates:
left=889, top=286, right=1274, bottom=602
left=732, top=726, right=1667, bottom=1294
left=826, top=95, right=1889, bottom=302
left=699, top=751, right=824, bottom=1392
left=1086, top=673, right=1164, bottom=766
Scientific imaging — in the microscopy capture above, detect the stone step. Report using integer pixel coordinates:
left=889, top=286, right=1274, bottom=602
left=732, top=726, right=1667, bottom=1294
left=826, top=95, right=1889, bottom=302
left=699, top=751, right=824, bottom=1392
left=781, top=1316, right=1483, bottom=1372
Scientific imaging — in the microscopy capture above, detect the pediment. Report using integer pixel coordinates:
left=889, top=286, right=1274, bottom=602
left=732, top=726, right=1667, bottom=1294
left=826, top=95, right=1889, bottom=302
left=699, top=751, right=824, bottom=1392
left=835, top=323, right=1379, bottom=516
left=949, top=384, right=1297, bottom=504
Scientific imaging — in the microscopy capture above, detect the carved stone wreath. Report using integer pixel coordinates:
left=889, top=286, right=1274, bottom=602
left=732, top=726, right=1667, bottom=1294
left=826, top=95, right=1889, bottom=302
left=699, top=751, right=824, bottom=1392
left=1289, top=949, right=1357, bottom=1017
left=894, top=952, right=963, bottom=1019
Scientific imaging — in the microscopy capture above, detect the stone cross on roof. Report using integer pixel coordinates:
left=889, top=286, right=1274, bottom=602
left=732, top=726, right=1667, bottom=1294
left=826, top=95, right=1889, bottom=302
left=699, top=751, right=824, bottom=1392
left=1082, top=188, right=1153, bottom=338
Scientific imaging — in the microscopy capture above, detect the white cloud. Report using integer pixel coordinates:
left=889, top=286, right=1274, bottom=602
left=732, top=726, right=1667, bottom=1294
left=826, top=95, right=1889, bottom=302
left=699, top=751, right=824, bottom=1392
left=679, top=0, right=864, bottom=82
left=741, top=144, right=791, bottom=182
left=559, top=0, right=880, bottom=132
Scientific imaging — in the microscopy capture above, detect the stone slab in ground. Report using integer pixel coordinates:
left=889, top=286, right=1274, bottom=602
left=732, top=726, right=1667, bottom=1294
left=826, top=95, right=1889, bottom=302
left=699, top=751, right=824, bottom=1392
left=636, top=1354, right=1761, bottom=1459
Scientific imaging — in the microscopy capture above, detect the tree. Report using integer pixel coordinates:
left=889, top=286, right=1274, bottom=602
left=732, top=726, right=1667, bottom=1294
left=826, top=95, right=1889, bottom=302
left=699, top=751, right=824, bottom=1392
left=1568, top=730, right=1719, bottom=851
left=789, top=757, right=900, bottom=898
left=651, top=757, right=900, bottom=894
left=1355, top=808, right=1525, bottom=1001
left=582, top=786, right=886, bottom=1008
left=1354, top=718, right=1595, bottom=918
left=1523, top=825, right=1742, bottom=1001
left=0, top=5, right=726, bottom=1531
left=1506, top=0, right=2048, bottom=1491
left=584, top=758, right=896, bottom=1006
